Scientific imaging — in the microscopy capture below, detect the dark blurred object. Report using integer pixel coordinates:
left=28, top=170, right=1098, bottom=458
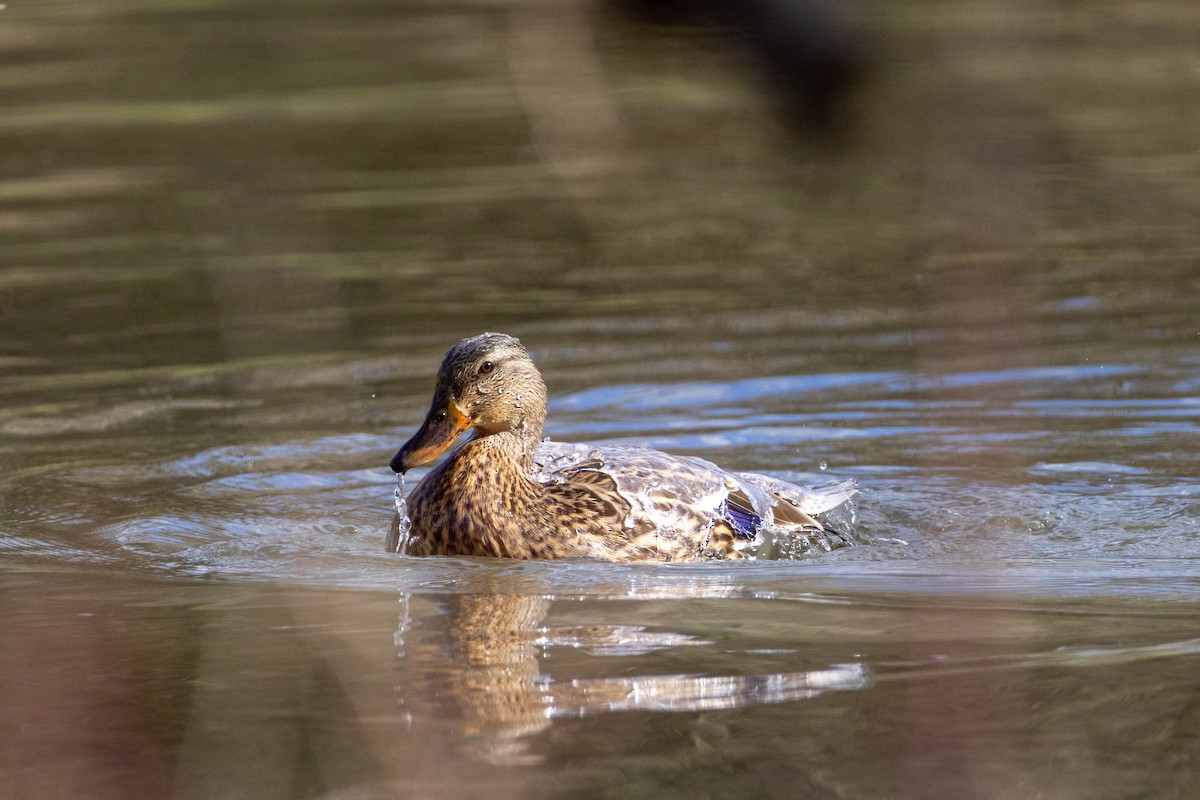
left=611, top=0, right=865, bottom=131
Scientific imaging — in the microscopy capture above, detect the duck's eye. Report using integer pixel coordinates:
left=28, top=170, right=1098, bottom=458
left=432, top=410, right=447, bottom=423
left=478, top=361, right=495, bottom=376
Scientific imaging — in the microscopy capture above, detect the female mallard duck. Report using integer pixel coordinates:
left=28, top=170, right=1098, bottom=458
left=389, top=333, right=856, bottom=561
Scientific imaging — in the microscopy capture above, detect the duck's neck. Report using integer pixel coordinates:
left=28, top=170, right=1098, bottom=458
left=411, top=416, right=567, bottom=560
left=407, top=423, right=548, bottom=560
left=474, top=420, right=542, bottom=477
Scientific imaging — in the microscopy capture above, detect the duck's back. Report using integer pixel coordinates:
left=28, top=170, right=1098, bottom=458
left=533, top=442, right=857, bottom=560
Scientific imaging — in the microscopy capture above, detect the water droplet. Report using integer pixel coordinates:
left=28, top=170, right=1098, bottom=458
left=389, top=475, right=413, bottom=554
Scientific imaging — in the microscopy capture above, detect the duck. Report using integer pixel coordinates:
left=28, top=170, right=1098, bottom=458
left=388, top=332, right=857, bottom=561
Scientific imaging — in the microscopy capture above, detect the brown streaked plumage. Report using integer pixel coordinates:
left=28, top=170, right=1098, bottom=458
left=389, top=333, right=856, bottom=561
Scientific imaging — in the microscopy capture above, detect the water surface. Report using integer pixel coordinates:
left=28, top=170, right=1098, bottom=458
left=2, top=0, right=1198, bottom=798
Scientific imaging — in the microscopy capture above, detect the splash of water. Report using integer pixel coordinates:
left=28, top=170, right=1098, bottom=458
left=387, top=473, right=413, bottom=554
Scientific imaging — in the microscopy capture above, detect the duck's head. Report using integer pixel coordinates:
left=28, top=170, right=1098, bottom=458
left=389, top=333, right=548, bottom=473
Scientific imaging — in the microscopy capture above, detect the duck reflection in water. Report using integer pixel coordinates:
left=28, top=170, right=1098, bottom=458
left=394, top=587, right=869, bottom=761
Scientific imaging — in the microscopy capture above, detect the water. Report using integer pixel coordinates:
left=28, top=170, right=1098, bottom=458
left=389, top=473, right=412, bottom=554
left=2, top=0, right=1199, bottom=797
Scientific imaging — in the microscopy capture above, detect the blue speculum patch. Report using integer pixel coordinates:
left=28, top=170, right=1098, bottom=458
left=722, top=500, right=763, bottom=539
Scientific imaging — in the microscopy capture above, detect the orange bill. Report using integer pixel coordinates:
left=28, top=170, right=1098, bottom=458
left=389, top=394, right=472, bottom=473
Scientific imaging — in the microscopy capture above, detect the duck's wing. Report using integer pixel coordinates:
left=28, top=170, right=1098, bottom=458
left=727, top=470, right=859, bottom=553
left=532, top=442, right=857, bottom=554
